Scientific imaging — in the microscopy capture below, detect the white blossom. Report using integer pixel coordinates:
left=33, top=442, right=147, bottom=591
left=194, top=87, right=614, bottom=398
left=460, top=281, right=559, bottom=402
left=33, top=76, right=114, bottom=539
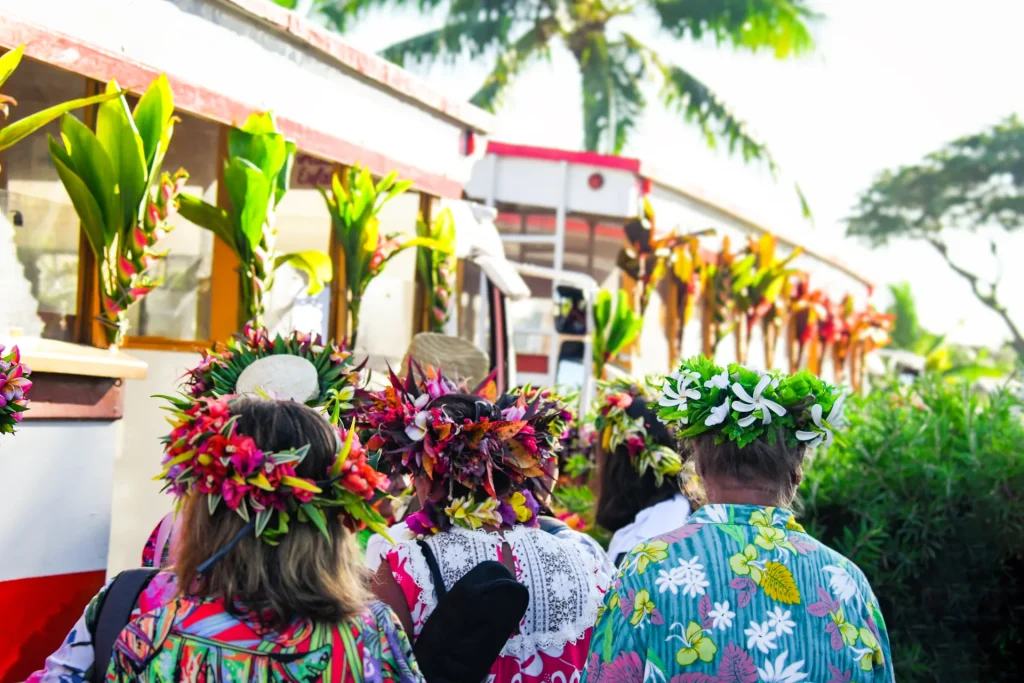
left=757, top=651, right=809, bottom=683
left=823, top=565, right=859, bottom=603
left=704, top=370, right=730, bottom=390
left=705, top=399, right=730, bottom=427
left=767, top=606, right=796, bottom=636
left=731, top=376, right=787, bottom=427
left=708, top=601, right=735, bottom=630
left=796, top=393, right=846, bottom=448
left=744, top=620, right=779, bottom=654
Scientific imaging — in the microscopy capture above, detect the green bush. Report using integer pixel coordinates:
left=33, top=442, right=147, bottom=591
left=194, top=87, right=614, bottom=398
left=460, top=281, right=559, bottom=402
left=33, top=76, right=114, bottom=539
left=800, top=376, right=1024, bottom=682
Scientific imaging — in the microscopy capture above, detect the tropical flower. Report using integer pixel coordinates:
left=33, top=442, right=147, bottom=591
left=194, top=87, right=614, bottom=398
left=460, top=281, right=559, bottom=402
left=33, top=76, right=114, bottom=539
left=767, top=606, right=797, bottom=636
left=705, top=399, right=730, bottom=426
left=828, top=606, right=860, bottom=648
left=823, top=565, right=858, bottom=603
left=670, top=621, right=718, bottom=666
left=509, top=490, right=538, bottom=523
left=655, top=568, right=685, bottom=595
left=731, top=375, right=787, bottom=427
left=0, top=363, right=31, bottom=403
left=678, top=558, right=710, bottom=598
left=444, top=496, right=502, bottom=530
left=749, top=507, right=776, bottom=528
left=405, top=410, right=430, bottom=441
left=629, top=589, right=658, bottom=626
left=630, top=540, right=670, bottom=574
left=703, top=504, right=729, bottom=523
left=757, top=651, right=809, bottom=683
left=704, top=369, right=730, bottom=390
left=589, top=651, right=643, bottom=683
left=795, top=392, right=846, bottom=448
left=744, top=620, right=779, bottom=654
left=729, top=544, right=763, bottom=584
left=756, top=526, right=798, bottom=554
left=708, top=601, right=735, bottom=630
left=856, top=627, right=885, bottom=671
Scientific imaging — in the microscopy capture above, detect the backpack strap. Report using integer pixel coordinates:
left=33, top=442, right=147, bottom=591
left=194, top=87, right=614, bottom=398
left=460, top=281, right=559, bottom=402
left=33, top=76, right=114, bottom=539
left=417, top=539, right=448, bottom=600
left=92, top=568, right=159, bottom=683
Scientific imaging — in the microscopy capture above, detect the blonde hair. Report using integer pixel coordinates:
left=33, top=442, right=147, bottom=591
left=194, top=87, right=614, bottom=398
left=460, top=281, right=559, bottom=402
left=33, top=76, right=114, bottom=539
left=173, top=398, right=370, bottom=626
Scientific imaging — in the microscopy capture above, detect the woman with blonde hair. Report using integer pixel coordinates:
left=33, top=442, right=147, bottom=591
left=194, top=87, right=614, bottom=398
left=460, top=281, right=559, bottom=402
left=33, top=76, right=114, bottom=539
left=31, top=397, right=418, bottom=683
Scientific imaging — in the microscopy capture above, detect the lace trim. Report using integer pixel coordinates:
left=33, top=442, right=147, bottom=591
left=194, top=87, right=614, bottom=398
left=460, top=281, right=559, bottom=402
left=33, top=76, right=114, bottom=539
left=393, top=526, right=611, bottom=660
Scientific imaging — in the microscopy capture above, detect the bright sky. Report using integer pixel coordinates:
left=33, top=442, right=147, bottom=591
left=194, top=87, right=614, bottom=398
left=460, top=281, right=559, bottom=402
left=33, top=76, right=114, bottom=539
left=342, top=0, right=1024, bottom=348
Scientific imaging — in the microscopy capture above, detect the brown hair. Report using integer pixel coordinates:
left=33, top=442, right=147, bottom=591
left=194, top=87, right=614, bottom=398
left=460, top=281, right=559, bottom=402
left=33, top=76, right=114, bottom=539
left=174, top=398, right=369, bottom=626
left=689, top=431, right=807, bottom=507
left=594, top=396, right=700, bottom=532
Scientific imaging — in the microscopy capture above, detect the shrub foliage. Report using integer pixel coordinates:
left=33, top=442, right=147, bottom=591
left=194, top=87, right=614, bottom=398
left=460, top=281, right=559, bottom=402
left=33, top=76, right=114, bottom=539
left=801, top=377, right=1024, bottom=682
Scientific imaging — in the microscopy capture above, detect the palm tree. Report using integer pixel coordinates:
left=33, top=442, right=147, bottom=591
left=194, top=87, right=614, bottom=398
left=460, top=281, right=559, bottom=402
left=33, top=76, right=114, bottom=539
left=306, top=0, right=814, bottom=204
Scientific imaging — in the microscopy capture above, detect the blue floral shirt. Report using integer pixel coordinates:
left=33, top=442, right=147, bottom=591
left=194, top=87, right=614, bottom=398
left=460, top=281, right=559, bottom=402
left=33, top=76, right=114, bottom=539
left=584, top=504, right=895, bottom=683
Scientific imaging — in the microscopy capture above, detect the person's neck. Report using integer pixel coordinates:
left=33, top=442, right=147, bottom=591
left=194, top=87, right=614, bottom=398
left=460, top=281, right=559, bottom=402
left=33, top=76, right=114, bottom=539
left=705, top=486, right=783, bottom=508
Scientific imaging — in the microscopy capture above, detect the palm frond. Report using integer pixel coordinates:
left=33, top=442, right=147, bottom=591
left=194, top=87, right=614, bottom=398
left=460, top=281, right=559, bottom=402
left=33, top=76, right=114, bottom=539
left=651, top=0, right=816, bottom=58
left=313, top=0, right=447, bottom=33
left=576, top=33, right=647, bottom=153
left=470, top=19, right=557, bottom=112
left=380, top=16, right=514, bottom=67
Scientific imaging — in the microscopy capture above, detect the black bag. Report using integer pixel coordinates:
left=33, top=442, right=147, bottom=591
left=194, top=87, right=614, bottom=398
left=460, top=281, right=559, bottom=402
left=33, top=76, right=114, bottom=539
left=92, top=568, right=159, bottom=682
left=413, top=541, right=529, bottom=683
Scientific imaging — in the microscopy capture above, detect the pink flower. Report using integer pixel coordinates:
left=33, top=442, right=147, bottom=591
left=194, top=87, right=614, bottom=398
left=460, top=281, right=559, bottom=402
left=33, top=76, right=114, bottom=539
left=0, top=364, right=31, bottom=403
left=607, top=392, right=633, bottom=410
left=103, top=296, right=122, bottom=314
left=130, top=285, right=153, bottom=300
left=118, top=256, right=137, bottom=279
left=590, top=652, right=642, bottom=683
left=229, top=438, right=264, bottom=477
left=221, top=478, right=250, bottom=510
left=134, top=226, right=148, bottom=250
left=146, top=203, right=161, bottom=229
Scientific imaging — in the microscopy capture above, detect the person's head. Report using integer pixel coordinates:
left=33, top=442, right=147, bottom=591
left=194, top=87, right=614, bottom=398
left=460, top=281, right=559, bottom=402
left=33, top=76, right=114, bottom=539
left=172, top=398, right=370, bottom=625
left=657, top=357, right=846, bottom=511
left=593, top=383, right=688, bottom=532
left=689, top=431, right=806, bottom=507
left=365, top=370, right=564, bottom=534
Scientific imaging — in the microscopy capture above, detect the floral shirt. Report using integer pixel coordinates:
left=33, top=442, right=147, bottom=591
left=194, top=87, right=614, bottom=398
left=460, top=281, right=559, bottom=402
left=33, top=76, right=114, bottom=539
left=584, top=504, right=895, bottom=683
left=108, top=595, right=422, bottom=683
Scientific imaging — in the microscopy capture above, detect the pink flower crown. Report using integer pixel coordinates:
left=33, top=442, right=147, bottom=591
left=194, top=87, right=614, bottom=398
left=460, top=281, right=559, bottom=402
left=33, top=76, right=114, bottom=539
left=158, top=395, right=390, bottom=544
left=359, top=365, right=566, bottom=531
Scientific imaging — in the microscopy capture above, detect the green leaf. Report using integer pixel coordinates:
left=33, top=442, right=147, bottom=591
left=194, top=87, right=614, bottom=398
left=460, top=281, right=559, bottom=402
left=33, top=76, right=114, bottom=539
left=177, top=194, right=237, bottom=252
left=274, top=140, right=296, bottom=207
left=255, top=509, right=273, bottom=537
left=274, top=250, right=334, bottom=294
left=301, top=502, right=330, bottom=542
left=224, top=157, right=272, bottom=252
left=95, top=81, right=147, bottom=227
left=132, top=74, right=173, bottom=169
left=48, top=136, right=106, bottom=256
left=59, top=114, right=119, bottom=237
left=0, top=45, right=25, bottom=89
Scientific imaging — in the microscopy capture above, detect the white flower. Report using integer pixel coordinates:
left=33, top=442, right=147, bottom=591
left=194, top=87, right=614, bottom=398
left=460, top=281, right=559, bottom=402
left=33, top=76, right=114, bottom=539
left=681, top=573, right=710, bottom=598
left=413, top=393, right=430, bottom=410
left=795, top=393, right=846, bottom=448
left=660, top=376, right=701, bottom=410
left=767, top=606, right=796, bottom=636
left=405, top=411, right=430, bottom=441
left=708, top=601, right=735, bottom=630
left=655, top=568, right=685, bottom=595
left=731, top=376, right=787, bottom=427
left=676, top=556, right=704, bottom=580
left=744, top=620, right=778, bottom=654
left=705, top=399, right=730, bottom=426
left=704, top=370, right=730, bottom=390
left=757, top=651, right=808, bottom=683
left=823, top=565, right=858, bottom=603
left=703, top=504, right=729, bottom=523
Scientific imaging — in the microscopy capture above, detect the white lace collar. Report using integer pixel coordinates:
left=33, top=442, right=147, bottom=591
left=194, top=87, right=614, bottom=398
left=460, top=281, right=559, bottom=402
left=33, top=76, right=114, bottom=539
left=394, top=525, right=611, bottom=660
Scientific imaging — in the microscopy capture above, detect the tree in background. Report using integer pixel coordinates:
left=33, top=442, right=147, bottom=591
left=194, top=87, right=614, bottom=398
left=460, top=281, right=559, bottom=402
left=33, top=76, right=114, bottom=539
left=299, top=0, right=816, bottom=213
left=884, top=281, right=1015, bottom=382
left=848, top=116, right=1024, bottom=359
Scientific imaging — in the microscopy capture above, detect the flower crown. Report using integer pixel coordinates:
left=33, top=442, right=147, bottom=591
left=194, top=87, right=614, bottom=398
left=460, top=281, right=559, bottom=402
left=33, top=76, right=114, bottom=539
left=657, top=356, right=846, bottom=449
left=591, top=376, right=683, bottom=486
left=361, top=365, right=565, bottom=533
left=158, top=395, right=390, bottom=545
left=186, top=324, right=363, bottom=421
left=1, top=344, right=32, bottom=436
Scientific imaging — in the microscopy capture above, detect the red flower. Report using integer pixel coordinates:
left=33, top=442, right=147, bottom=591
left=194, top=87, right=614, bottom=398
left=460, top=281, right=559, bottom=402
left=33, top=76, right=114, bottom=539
left=228, top=437, right=264, bottom=477
left=222, top=478, right=250, bottom=510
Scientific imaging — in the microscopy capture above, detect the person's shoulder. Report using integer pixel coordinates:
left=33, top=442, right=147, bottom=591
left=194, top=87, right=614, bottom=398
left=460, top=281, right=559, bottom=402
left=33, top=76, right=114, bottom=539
left=790, top=532, right=880, bottom=602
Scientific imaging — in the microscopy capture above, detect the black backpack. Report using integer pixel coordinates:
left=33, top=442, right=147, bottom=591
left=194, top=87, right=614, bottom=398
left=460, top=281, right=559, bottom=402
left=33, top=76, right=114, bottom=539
left=92, top=568, right=160, bottom=682
left=413, top=541, right=529, bottom=683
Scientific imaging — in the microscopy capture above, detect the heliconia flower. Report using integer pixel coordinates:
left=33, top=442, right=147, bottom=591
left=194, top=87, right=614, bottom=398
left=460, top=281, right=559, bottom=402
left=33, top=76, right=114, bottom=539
left=432, top=307, right=446, bottom=322
left=129, top=286, right=154, bottom=300
left=103, top=296, right=122, bottom=314
left=146, top=203, right=161, bottom=230
left=160, top=177, right=174, bottom=204
left=141, top=253, right=158, bottom=270
left=118, top=256, right=137, bottom=279
left=133, top=226, right=148, bottom=250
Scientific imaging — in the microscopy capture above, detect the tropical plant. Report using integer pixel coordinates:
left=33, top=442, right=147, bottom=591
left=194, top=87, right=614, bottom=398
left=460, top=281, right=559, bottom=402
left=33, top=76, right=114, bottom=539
left=416, top=207, right=457, bottom=333
left=701, top=236, right=738, bottom=356
left=786, top=273, right=826, bottom=373
left=730, top=233, right=802, bottom=366
left=884, top=282, right=1010, bottom=383
left=802, top=377, right=1024, bottom=682
left=666, top=235, right=703, bottom=367
left=48, top=76, right=186, bottom=346
left=847, top=116, right=1024, bottom=358
left=320, top=164, right=442, bottom=347
left=592, top=288, right=643, bottom=378
left=0, top=45, right=122, bottom=168
left=310, top=0, right=815, bottom=210
left=178, top=112, right=331, bottom=330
